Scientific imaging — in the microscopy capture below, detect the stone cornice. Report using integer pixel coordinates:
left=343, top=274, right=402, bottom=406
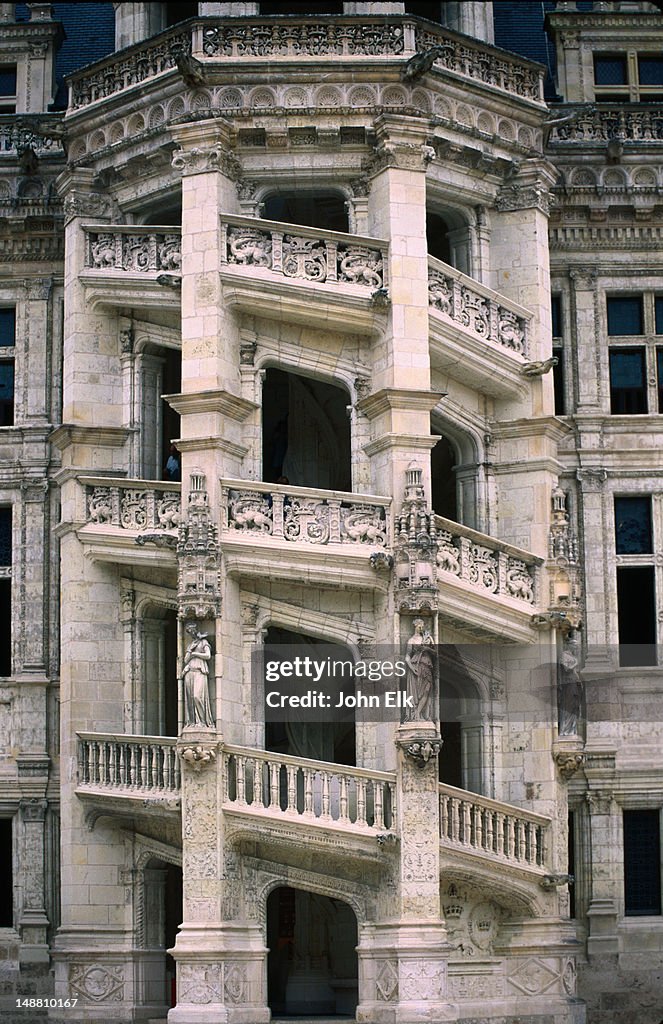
left=363, top=433, right=440, bottom=456
left=163, top=389, right=257, bottom=421
left=357, top=388, right=444, bottom=420
left=49, top=425, right=130, bottom=452
left=489, top=416, right=572, bottom=444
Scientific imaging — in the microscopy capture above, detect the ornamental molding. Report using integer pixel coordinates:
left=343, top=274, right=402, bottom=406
left=553, top=750, right=586, bottom=781
left=496, top=181, right=551, bottom=214
left=63, top=190, right=110, bottom=224
left=171, top=144, right=240, bottom=179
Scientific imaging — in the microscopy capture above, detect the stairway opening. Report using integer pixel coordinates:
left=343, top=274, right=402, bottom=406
left=135, top=342, right=181, bottom=482
left=426, top=207, right=471, bottom=273
left=140, top=606, right=179, bottom=737
left=262, top=367, right=352, bottom=492
left=267, top=886, right=358, bottom=1018
left=139, top=859, right=182, bottom=1013
left=439, top=648, right=484, bottom=794
left=431, top=430, right=458, bottom=522
left=262, top=190, right=349, bottom=233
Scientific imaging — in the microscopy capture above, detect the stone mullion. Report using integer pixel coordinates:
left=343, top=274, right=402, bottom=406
left=18, top=799, right=49, bottom=963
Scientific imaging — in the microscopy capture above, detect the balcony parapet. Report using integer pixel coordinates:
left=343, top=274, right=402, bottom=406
left=220, top=215, right=388, bottom=292
left=428, top=256, right=531, bottom=359
left=221, top=478, right=390, bottom=547
left=77, top=733, right=181, bottom=796
left=428, top=515, right=542, bottom=607
left=0, top=114, right=65, bottom=157
left=439, top=782, right=551, bottom=872
left=83, top=225, right=181, bottom=275
left=224, top=744, right=396, bottom=835
left=83, top=477, right=181, bottom=533
left=547, top=103, right=663, bottom=144
left=66, top=16, right=543, bottom=114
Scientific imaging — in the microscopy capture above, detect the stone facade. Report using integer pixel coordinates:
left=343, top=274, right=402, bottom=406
left=0, top=2, right=662, bottom=1023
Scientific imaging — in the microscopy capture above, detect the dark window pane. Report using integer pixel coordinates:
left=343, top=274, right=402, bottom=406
left=609, top=349, right=647, bottom=414
left=165, top=2, right=197, bottom=25
left=405, top=1, right=443, bottom=19
left=655, top=298, right=663, bottom=335
left=617, top=566, right=657, bottom=666
left=615, top=496, right=652, bottom=554
left=0, top=819, right=12, bottom=925
left=0, top=361, right=13, bottom=426
left=0, top=66, right=16, bottom=97
left=0, top=508, right=10, bottom=566
left=658, top=348, right=663, bottom=413
left=607, top=297, right=643, bottom=336
left=638, top=56, right=663, bottom=86
left=594, top=54, right=628, bottom=86
left=0, top=579, right=9, bottom=677
left=260, top=2, right=343, bottom=11
left=0, top=309, right=15, bottom=348
left=551, top=295, right=562, bottom=338
left=568, top=811, right=576, bottom=919
left=624, top=810, right=661, bottom=916
left=553, top=348, right=565, bottom=415
left=594, top=92, right=629, bottom=104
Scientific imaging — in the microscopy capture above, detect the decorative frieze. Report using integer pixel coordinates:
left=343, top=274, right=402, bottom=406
left=85, top=480, right=181, bottom=531
left=84, top=227, right=181, bottom=273
left=548, top=105, right=663, bottom=144
left=177, top=474, right=221, bottom=621
left=68, top=963, right=125, bottom=1003
left=222, top=480, right=389, bottom=547
left=428, top=259, right=530, bottom=357
left=200, top=19, right=405, bottom=59
left=220, top=216, right=387, bottom=291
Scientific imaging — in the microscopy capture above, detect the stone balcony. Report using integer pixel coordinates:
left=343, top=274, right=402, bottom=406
left=78, top=476, right=181, bottom=566
left=66, top=16, right=544, bottom=115
left=80, top=225, right=182, bottom=311
left=428, top=256, right=533, bottom=400
left=220, top=478, right=392, bottom=591
left=219, top=215, right=389, bottom=333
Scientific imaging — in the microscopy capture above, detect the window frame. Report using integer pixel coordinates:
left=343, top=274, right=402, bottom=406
left=613, top=491, right=661, bottom=667
left=607, top=292, right=663, bottom=416
left=593, top=49, right=663, bottom=103
left=623, top=807, right=663, bottom=918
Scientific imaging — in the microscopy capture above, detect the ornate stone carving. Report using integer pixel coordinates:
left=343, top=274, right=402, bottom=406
left=180, top=744, right=217, bottom=772
left=68, top=964, right=124, bottom=1003
left=177, top=475, right=221, bottom=621
left=414, top=26, right=541, bottom=99
left=84, top=229, right=181, bottom=273
left=508, top=957, right=560, bottom=995
left=496, top=181, right=551, bottom=214
left=554, top=750, right=585, bottom=780
left=404, top=739, right=441, bottom=766
left=178, top=963, right=222, bottom=1005
left=375, top=959, right=398, bottom=1001
left=201, top=20, right=404, bottom=59
left=63, top=191, right=110, bottom=224
left=403, top=619, right=437, bottom=722
left=399, top=960, right=445, bottom=1002
left=172, top=145, right=240, bottom=179
left=428, top=268, right=528, bottom=356
left=223, top=963, right=247, bottom=1004
left=182, top=624, right=214, bottom=729
left=369, top=550, right=394, bottom=572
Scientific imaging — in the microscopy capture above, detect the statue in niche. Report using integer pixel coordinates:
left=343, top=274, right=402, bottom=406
left=557, top=645, right=584, bottom=737
left=403, top=618, right=437, bottom=722
left=183, top=622, right=214, bottom=729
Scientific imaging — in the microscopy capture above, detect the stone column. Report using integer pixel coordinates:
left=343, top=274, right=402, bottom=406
left=364, top=115, right=441, bottom=508
left=17, top=798, right=49, bottom=967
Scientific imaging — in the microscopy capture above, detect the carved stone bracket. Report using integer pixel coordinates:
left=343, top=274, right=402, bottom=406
left=172, top=145, right=240, bottom=179
left=63, top=190, right=110, bottom=225
left=402, top=739, right=442, bottom=767
left=553, top=750, right=585, bottom=781
left=179, top=745, right=217, bottom=772
left=369, top=551, right=394, bottom=573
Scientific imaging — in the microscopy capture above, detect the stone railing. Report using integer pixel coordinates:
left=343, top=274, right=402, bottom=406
left=439, top=783, right=550, bottom=869
left=0, top=114, right=65, bottom=156
left=83, top=478, right=181, bottom=532
left=414, top=25, right=543, bottom=102
left=224, top=745, right=396, bottom=833
left=77, top=733, right=181, bottom=794
left=422, top=515, right=541, bottom=606
left=83, top=226, right=182, bottom=274
left=548, top=104, right=663, bottom=144
left=220, top=215, right=388, bottom=291
left=428, top=257, right=531, bottom=358
left=221, top=479, right=390, bottom=546
left=67, top=17, right=542, bottom=112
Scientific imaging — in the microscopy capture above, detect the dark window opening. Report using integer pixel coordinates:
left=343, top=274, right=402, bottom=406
left=624, top=809, right=661, bottom=916
left=431, top=431, right=457, bottom=522
left=553, top=347, right=565, bottom=416
left=142, top=205, right=182, bottom=227
left=439, top=720, right=462, bottom=789
left=0, top=579, right=9, bottom=677
left=658, top=348, right=663, bottom=413
left=426, top=211, right=452, bottom=265
left=594, top=54, right=628, bottom=87
left=164, top=863, right=183, bottom=1006
left=617, top=566, right=657, bottom=666
left=262, top=367, right=351, bottom=492
left=607, top=296, right=643, bottom=336
left=0, top=820, right=12, bottom=926
left=609, top=348, right=647, bottom=414
left=161, top=349, right=181, bottom=481
left=165, top=3, right=198, bottom=26
left=165, top=609, right=178, bottom=737
left=0, top=66, right=17, bottom=97
left=0, top=508, right=10, bottom=566
left=638, top=56, right=663, bottom=87
left=260, top=1, right=343, bottom=12
left=0, top=309, right=15, bottom=349
left=262, top=192, right=348, bottom=233
left=551, top=295, right=562, bottom=339
left=615, top=496, right=652, bottom=555
left=0, top=361, right=13, bottom=426
left=656, top=298, right=663, bottom=336
left=405, top=1, right=443, bottom=20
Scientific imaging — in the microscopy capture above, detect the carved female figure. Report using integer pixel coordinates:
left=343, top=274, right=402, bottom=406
left=183, top=623, right=214, bottom=729
left=403, top=618, right=437, bottom=722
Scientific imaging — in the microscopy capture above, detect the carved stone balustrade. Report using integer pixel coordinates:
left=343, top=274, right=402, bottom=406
left=220, top=215, right=388, bottom=292
left=224, top=745, right=396, bottom=835
left=431, top=514, right=541, bottom=607
left=439, top=782, right=551, bottom=873
left=66, top=16, right=544, bottom=113
left=77, top=734, right=181, bottom=795
left=83, top=478, right=182, bottom=532
left=548, top=104, right=663, bottom=144
left=428, top=256, right=531, bottom=359
left=0, top=114, right=65, bottom=156
left=83, top=226, right=182, bottom=275
left=221, top=479, right=390, bottom=547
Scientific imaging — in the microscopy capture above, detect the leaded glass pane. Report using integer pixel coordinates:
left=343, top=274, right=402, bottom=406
left=594, top=54, right=627, bottom=86
left=0, top=310, right=15, bottom=349
left=624, top=810, right=662, bottom=916
left=615, top=496, right=652, bottom=554
left=607, top=297, right=643, bottom=336
left=0, top=508, right=10, bottom=566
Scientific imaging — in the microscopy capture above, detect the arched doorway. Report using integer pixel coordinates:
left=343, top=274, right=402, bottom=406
left=267, top=886, right=358, bottom=1018
left=138, top=605, right=178, bottom=737
left=262, top=367, right=352, bottom=492
left=431, top=430, right=458, bottom=522
left=426, top=208, right=471, bottom=274
left=439, top=647, right=484, bottom=794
